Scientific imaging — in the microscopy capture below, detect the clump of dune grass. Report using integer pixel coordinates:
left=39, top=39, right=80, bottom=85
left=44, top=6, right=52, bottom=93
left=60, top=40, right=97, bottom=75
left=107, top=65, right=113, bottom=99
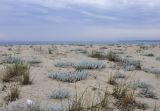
left=108, top=74, right=117, bottom=85
left=106, top=51, right=118, bottom=61
left=112, top=84, right=129, bottom=99
left=48, top=48, right=53, bottom=54
left=88, top=50, right=107, bottom=60
left=112, top=83, right=147, bottom=110
left=4, top=84, right=20, bottom=103
left=68, top=88, right=112, bottom=111
left=50, top=88, right=70, bottom=99
left=48, top=71, right=90, bottom=83
left=1, top=62, right=32, bottom=85
left=74, top=61, right=106, bottom=70
left=20, top=68, right=32, bottom=85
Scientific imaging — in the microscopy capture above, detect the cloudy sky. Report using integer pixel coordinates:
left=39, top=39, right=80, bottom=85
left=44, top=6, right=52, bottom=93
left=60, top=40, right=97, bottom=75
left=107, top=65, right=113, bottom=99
left=0, top=0, right=160, bottom=41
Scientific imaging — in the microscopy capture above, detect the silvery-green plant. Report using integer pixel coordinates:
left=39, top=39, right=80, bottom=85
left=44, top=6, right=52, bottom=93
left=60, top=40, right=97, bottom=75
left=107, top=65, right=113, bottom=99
left=0, top=56, right=21, bottom=64
left=131, top=81, right=151, bottom=90
left=113, top=72, right=126, bottom=79
left=27, top=59, right=42, bottom=65
left=46, top=104, right=64, bottom=111
left=143, top=68, right=160, bottom=75
left=139, top=88, right=158, bottom=99
left=73, top=61, right=105, bottom=70
left=48, top=71, right=89, bottom=83
left=50, top=88, right=70, bottom=99
left=55, top=62, right=74, bottom=68
left=118, top=57, right=141, bottom=71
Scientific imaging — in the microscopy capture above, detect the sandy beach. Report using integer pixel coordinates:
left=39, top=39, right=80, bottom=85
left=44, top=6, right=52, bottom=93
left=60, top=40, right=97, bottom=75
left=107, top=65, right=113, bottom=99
left=0, top=44, right=159, bottom=110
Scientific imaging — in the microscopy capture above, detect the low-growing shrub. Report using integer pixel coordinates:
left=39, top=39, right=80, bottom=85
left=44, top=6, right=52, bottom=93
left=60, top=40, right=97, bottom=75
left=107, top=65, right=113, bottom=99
left=138, top=88, right=158, bottom=99
left=143, top=68, right=160, bottom=74
left=118, top=57, right=141, bottom=71
left=55, top=61, right=73, bottom=68
left=131, top=81, right=151, bottom=90
left=46, top=104, right=64, bottom=111
left=74, top=61, right=105, bottom=70
left=113, top=72, right=126, bottom=79
left=4, top=84, right=20, bottom=103
left=50, top=88, right=70, bottom=99
left=0, top=56, right=21, bottom=64
left=48, top=71, right=90, bottom=83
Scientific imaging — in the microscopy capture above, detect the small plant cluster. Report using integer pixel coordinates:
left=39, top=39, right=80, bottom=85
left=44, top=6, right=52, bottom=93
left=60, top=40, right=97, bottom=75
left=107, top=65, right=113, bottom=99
left=0, top=56, right=42, bottom=65
left=1, top=62, right=32, bottom=85
left=144, top=53, right=154, bottom=57
left=117, top=57, right=141, bottom=71
left=106, top=51, right=119, bottom=61
left=55, top=61, right=74, bottom=68
left=48, top=71, right=89, bottom=83
left=73, top=61, right=106, bottom=70
left=131, top=81, right=151, bottom=89
left=48, top=48, right=53, bottom=54
left=0, top=56, right=21, bottom=64
left=113, top=72, right=126, bottom=79
left=139, top=88, right=158, bottom=99
left=143, top=67, right=160, bottom=75
left=89, top=50, right=119, bottom=61
left=108, top=72, right=127, bottom=85
left=88, top=50, right=107, bottom=60
left=26, top=58, right=42, bottom=65
left=131, top=81, right=158, bottom=99
left=108, top=74, right=117, bottom=85
left=50, top=88, right=70, bottom=99
left=68, top=88, right=112, bottom=111
left=4, top=84, right=20, bottom=103
left=112, top=83, right=147, bottom=110
left=55, top=60, right=106, bottom=70
left=140, top=45, right=149, bottom=50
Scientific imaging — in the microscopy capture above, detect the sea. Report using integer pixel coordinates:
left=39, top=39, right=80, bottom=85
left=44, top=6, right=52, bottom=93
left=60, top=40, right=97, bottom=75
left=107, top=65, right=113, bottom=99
left=0, top=40, right=160, bottom=45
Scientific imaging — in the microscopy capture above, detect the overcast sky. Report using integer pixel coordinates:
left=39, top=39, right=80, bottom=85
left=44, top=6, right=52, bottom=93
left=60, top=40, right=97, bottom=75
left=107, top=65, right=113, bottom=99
left=0, top=0, right=160, bottom=41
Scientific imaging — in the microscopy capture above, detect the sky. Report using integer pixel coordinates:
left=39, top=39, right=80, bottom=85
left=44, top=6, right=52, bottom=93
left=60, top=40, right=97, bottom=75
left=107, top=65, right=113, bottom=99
left=0, top=0, right=160, bottom=41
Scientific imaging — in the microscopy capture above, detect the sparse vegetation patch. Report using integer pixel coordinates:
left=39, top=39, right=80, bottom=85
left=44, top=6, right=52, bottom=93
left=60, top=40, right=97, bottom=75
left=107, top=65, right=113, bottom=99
left=48, top=71, right=90, bottom=83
